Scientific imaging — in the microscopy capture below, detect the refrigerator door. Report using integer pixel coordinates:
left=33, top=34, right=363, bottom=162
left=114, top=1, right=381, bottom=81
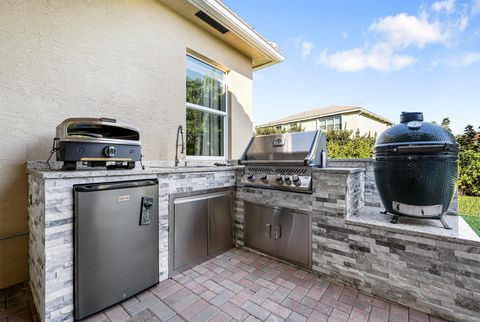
left=74, top=179, right=159, bottom=320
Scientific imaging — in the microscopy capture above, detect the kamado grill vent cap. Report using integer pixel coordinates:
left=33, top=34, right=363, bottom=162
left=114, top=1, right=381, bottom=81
left=400, top=112, right=423, bottom=123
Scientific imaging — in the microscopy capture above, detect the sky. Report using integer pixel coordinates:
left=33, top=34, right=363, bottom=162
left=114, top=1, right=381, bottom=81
left=224, top=0, right=480, bottom=134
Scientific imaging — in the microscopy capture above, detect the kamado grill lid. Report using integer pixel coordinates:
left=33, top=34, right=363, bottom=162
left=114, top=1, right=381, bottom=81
left=375, top=112, right=459, bottom=157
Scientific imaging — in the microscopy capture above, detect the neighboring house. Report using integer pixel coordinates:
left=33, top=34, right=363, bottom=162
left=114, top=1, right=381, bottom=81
left=0, top=0, right=283, bottom=288
left=257, top=105, right=394, bottom=136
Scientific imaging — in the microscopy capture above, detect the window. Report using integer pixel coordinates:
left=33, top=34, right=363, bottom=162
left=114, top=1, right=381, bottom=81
left=318, top=115, right=342, bottom=130
left=186, top=55, right=227, bottom=157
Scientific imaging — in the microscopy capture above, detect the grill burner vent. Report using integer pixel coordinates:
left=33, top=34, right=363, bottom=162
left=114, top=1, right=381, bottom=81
left=246, top=167, right=308, bottom=175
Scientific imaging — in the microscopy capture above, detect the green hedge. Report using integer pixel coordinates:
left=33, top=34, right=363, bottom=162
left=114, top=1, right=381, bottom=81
left=458, top=150, right=480, bottom=197
left=458, top=196, right=480, bottom=216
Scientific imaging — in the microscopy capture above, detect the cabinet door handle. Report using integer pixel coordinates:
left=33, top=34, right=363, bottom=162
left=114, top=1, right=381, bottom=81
left=265, top=224, right=271, bottom=238
left=275, top=225, right=281, bottom=240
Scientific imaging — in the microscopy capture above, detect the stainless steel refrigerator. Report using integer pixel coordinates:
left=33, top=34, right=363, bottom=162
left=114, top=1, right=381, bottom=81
left=74, top=179, right=159, bottom=320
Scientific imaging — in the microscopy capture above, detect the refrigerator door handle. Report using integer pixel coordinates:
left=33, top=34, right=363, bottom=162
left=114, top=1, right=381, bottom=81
left=140, top=196, right=154, bottom=225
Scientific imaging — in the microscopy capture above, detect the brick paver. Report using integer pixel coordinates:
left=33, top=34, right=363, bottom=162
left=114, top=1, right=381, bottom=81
left=2, top=248, right=449, bottom=322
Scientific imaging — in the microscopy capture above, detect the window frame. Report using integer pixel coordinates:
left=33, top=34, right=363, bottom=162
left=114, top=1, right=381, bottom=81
left=317, top=115, right=342, bottom=131
left=185, top=54, right=228, bottom=161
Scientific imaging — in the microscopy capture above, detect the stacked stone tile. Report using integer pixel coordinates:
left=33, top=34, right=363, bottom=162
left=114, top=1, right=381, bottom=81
left=236, top=159, right=479, bottom=321
left=28, top=167, right=236, bottom=322
left=28, top=159, right=479, bottom=322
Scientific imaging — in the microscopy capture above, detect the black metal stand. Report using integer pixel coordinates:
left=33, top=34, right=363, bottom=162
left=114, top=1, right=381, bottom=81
left=439, top=218, right=452, bottom=230
left=380, top=210, right=452, bottom=230
left=390, top=214, right=399, bottom=224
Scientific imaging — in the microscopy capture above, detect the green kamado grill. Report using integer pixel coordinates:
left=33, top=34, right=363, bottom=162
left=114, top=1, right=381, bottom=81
left=373, top=112, right=459, bottom=229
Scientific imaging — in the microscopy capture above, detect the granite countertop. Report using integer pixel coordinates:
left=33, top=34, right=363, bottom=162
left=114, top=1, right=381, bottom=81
left=347, top=206, right=480, bottom=245
left=312, top=167, right=365, bottom=174
left=27, top=161, right=244, bottom=179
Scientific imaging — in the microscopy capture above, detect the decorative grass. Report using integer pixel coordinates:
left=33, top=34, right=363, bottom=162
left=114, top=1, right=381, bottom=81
left=458, top=196, right=480, bottom=236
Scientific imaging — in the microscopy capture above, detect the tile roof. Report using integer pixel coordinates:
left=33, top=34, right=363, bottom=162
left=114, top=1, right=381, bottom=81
left=257, top=105, right=394, bottom=127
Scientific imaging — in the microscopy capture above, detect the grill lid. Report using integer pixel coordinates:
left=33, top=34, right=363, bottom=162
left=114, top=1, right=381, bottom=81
left=375, top=112, right=459, bottom=156
left=240, top=130, right=327, bottom=166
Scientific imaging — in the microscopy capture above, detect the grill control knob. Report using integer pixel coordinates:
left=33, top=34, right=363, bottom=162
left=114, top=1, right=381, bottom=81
left=292, top=175, right=301, bottom=186
left=104, top=146, right=117, bottom=157
left=247, top=174, right=255, bottom=182
left=275, top=174, right=284, bottom=184
left=284, top=176, right=292, bottom=184
left=260, top=174, right=268, bottom=182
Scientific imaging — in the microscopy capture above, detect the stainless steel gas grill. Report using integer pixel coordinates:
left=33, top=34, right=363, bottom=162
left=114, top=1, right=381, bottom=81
left=239, top=130, right=327, bottom=193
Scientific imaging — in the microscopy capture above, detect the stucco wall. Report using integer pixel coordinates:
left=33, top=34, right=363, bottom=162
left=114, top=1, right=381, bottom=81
left=0, top=0, right=252, bottom=288
left=343, top=113, right=390, bottom=136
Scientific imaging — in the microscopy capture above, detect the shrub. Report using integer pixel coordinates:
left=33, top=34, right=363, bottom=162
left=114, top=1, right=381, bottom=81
left=326, top=129, right=376, bottom=159
left=458, top=196, right=480, bottom=215
left=255, top=124, right=303, bottom=135
left=458, top=150, right=480, bottom=196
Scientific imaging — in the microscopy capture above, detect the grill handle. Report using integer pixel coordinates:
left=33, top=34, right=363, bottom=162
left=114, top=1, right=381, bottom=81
left=391, top=144, right=447, bottom=154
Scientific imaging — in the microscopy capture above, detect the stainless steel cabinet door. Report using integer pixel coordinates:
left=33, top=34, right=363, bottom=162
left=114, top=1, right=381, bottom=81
left=208, top=193, right=233, bottom=255
left=173, top=197, right=208, bottom=271
left=274, top=208, right=311, bottom=267
left=244, top=202, right=276, bottom=255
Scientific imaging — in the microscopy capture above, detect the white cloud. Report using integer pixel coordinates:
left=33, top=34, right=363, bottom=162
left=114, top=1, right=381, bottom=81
left=369, top=13, right=447, bottom=49
left=317, top=44, right=417, bottom=72
left=458, top=15, right=469, bottom=31
left=459, top=51, right=480, bottom=66
left=301, top=41, right=314, bottom=59
left=432, top=0, right=455, bottom=13
left=341, top=31, right=348, bottom=39
left=317, top=1, right=472, bottom=73
left=293, top=37, right=315, bottom=59
left=472, top=0, right=480, bottom=15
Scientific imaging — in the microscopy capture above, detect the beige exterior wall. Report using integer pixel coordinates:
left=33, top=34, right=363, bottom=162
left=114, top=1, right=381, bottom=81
left=342, top=113, right=390, bottom=136
left=0, top=0, right=253, bottom=288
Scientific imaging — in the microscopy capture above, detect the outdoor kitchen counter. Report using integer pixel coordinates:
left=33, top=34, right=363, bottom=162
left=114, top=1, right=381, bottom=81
left=27, top=163, right=244, bottom=179
left=27, top=161, right=241, bottom=322
left=347, top=206, right=480, bottom=245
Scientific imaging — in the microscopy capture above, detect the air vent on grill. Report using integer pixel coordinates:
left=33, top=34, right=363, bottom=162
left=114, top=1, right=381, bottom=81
left=246, top=167, right=308, bottom=174
left=195, top=11, right=229, bottom=34
left=275, top=168, right=307, bottom=174
left=246, top=167, right=275, bottom=174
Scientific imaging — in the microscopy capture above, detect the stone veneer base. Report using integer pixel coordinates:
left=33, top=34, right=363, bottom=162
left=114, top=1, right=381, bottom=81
left=28, top=159, right=480, bottom=322
left=235, top=160, right=479, bottom=322
left=28, top=165, right=238, bottom=322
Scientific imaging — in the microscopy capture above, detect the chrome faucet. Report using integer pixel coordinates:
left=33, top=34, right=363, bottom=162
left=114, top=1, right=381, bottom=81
left=175, top=125, right=185, bottom=166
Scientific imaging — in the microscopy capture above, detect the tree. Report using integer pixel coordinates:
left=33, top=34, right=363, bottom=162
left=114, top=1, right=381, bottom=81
left=441, top=117, right=451, bottom=132
left=456, top=124, right=480, bottom=196
left=457, top=125, right=479, bottom=152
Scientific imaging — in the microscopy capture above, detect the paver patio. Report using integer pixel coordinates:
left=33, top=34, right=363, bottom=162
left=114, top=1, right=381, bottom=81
left=1, top=248, right=447, bottom=322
